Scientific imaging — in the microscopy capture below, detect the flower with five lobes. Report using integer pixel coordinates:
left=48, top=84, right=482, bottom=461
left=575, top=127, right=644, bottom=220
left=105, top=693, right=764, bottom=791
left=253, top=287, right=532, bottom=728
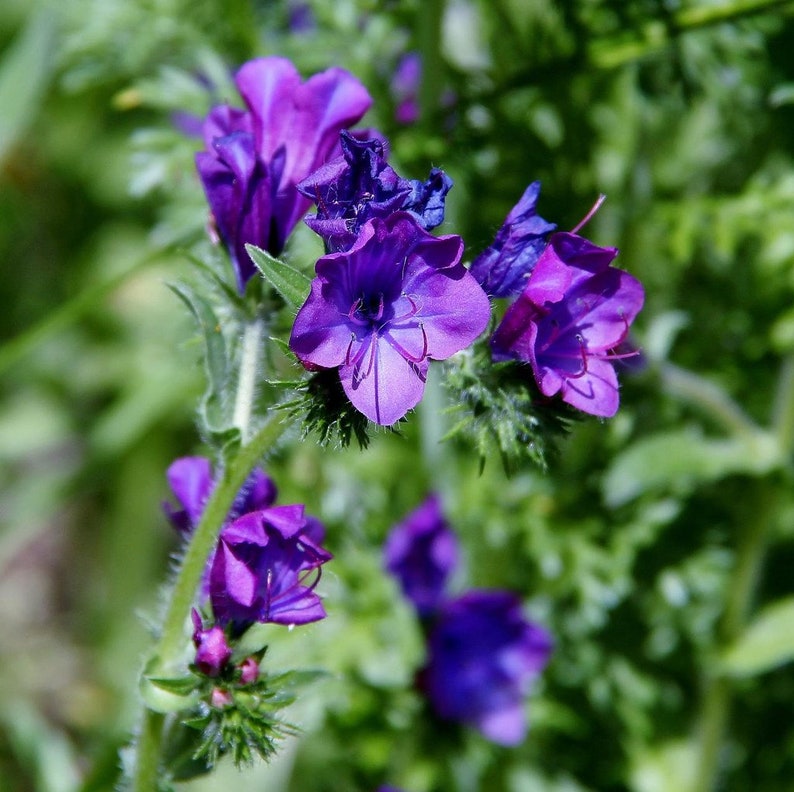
left=289, top=212, right=491, bottom=425
left=491, top=230, right=644, bottom=417
left=195, top=56, right=372, bottom=292
left=210, top=505, right=333, bottom=632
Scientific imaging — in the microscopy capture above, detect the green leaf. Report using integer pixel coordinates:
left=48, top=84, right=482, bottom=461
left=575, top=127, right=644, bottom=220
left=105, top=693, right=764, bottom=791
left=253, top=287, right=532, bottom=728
left=721, top=597, right=794, bottom=677
left=0, top=10, right=56, bottom=161
left=602, top=428, right=780, bottom=507
left=246, top=244, right=311, bottom=311
left=168, top=282, right=229, bottom=397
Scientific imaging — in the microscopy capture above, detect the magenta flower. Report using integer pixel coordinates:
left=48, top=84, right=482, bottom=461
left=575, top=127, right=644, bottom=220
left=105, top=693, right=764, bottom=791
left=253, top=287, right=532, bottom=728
left=289, top=213, right=491, bottom=425
left=383, top=494, right=459, bottom=616
left=163, top=456, right=277, bottom=536
left=210, top=505, right=332, bottom=630
left=469, top=182, right=557, bottom=298
left=191, top=609, right=233, bottom=677
left=491, top=231, right=644, bottom=417
left=195, top=57, right=372, bottom=292
left=420, top=591, right=553, bottom=746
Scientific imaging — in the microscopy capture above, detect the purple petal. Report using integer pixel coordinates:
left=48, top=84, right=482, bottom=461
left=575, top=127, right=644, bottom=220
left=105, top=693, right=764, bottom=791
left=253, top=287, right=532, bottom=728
left=469, top=182, right=557, bottom=298
left=339, top=336, right=428, bottom=425
left=164, top=456, right=213, bottom=530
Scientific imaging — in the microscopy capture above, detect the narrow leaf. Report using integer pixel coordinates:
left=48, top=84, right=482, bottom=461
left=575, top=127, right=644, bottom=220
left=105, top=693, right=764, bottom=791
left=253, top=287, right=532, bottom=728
left=246, top=244, right=311, bottom=311
left=168, top=282, right=229, bottom=396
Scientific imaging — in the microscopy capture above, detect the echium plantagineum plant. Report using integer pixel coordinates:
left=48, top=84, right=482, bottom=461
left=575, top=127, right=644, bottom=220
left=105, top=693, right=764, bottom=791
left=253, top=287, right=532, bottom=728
left=127, top=54, right=645, bottom=791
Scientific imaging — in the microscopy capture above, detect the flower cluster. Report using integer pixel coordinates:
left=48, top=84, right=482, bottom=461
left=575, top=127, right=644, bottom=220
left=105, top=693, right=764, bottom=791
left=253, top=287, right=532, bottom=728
left=195, top=56, right=371, bottom=292
left=384, top=496, right=553, bottom=746
left=472, top=186, right=645, bottom=418
left=491, top=229, right=644, bottom=417
left=164, top=457, right=332, bottom=671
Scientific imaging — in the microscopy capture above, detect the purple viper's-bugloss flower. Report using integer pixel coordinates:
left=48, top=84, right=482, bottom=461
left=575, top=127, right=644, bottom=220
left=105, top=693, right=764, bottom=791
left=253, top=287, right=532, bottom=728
left=298, top=130, right=412, bottom=252
left=163, top=456, right=278, bottom=536
left=298, top=130, right=453, bottom=252
left=289, top=213, right=491, bottom=425
left=384, top=494, right=459, bottom=617
left=469, top=182, right=557, bottom=298
left=491, top=231, right=644, bottom=418
left=195, top=56, right=372, bottom=292
left=420, top=591, right=553, bottom=746
left=210, top=505, right=332, bottom=631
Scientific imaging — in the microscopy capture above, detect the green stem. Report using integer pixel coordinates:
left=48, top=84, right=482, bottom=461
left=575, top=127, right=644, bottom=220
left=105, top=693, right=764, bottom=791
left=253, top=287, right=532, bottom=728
left=771, top=354, right=794, bottom=455
left=692, top=480, right=776, bottom=791
left=589, top=0, right=794, bottom=69
left=232, top=318, right=265, bottom=445
left=659, top=362, right=761, bottom=441
left=417, top=0, right=444, bottom=128
left=132, top=711, right=165, bottom=792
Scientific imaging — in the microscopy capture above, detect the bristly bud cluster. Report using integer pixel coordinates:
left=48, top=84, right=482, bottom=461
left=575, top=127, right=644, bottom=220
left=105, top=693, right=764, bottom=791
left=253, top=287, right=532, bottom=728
left=151, top=461, right=332, bottom=781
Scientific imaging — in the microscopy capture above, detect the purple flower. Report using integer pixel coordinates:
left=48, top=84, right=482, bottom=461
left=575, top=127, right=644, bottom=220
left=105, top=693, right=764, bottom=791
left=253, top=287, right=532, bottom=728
left=491, top=231, right=644, bottom=417
left=195, top=57, right=372, bottom=292
left=191, top=609, right=233, bottom=677
left=298, top=130, right=412, bottom=252
left=210, top=505, right=332, bottom=630
left=383, top=494, right=459, bottom=616
left=289, top=213, right=490, bottom=425
left=298, top=130, right=453, bottom=253
left=392, top=52, right=422, bottom=125
left=469, top=182, right=557, bottom=298
left=420, top=591, right=552, bottom=746
left=163, top=456, right=277, bottom=536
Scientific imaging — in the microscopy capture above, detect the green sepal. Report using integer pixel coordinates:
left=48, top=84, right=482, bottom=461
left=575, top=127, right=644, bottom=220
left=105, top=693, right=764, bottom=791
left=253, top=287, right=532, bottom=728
left=140, top=674, right=201, bottom=714
left=246, top=244, right=311, bottom=311
left=146, top=675, right=203, bottom=697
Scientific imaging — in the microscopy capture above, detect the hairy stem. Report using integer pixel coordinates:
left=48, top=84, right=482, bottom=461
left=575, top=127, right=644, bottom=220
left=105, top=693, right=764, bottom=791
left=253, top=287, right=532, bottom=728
left=232, top=318, right=265, bottom=444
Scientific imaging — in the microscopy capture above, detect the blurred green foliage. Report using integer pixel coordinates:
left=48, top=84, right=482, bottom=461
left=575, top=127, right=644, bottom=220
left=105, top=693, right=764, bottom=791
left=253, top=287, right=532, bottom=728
left=3, top=0, right=794, bottom=790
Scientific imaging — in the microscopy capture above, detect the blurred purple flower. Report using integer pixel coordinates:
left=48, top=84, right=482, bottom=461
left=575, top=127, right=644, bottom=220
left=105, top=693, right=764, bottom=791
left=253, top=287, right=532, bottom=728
left=383, top=494, right=458, bottom=616
left=420, top=591, right=552, bottom=746
left=289, top=213, right=490, bottom=425
left=195, top=57, right=372, bottom=292
left=491, top=231, right=644, bottom=417
left=298, top=130, right=453, bottom=253
left=392, top=52, right=421, bottom=125
left=191, top=609, right=233, bottom=677
left=163, top=456, right=277, bottom=536
left=469, top=182, right=557, bottom=298
left=210, top=505, right=332, bottom=630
